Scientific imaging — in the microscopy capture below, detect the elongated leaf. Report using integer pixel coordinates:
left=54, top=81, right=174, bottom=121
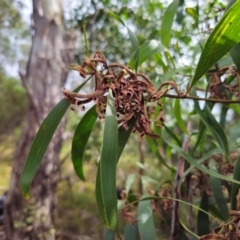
left=146, top=136, right=175, bottom=172
left=124, top=196, right=219, bottom=224
left=164, top=50, right=176, bottom=68
left=138, top=193, right=156, bottom=240
left=226, top=0, right=240, bottom=81
left=185, top=7, right=198, bottom=28
left=161, top=0, right=179, bottom=48
left=191, top=120, right=206, bottom=155
left=127, top=27, right=139, bottom=72
left=231, top=157, right=240, bottom=210
left=163, top=124, right=182, bottom=147
left=209, top=161, right=229, bottom=221
left=162, top=128, right=240, bottom=185
left=118, top=116, right=138, bottom=160
left=204, top=106, right=228, bottom=155
left=20, top=80, right=88, bottom=197
left=96, top=164, right=105, bottom=221
left=128, top=40, right=164, bottom=69
left=96, top=116, right=137, bottom=223
left=153, top=54, right=168, bottom=73
left=181, top=148, right=223, bottom=185
left=71, top=105, right=97, bottom=180
left=208, top=204, right=225, bottom=221
left=161, top=67, right=191, bottom=82
left=106, top=10, right=125, bottom=26
left=124, top=223, right=138, bottom=240
left=174, top=99, right=188, bottom=134
left=106, top=10, right=139, bottom=72
left=99, top=89, right=118, bottom=230
left=104, top=227, right=115, bottom=240
left=194, top=100, right=229, bottom=155
left=125, top=174, right=135, bottom=195
left=230, top=44, right=240, bottom=72
left=188, top=0, right=240, bottom=91
left=197, top=191, right=209, bottom=236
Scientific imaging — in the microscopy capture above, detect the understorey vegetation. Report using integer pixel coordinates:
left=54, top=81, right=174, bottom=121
left=19, top=1, right=240, bottom=239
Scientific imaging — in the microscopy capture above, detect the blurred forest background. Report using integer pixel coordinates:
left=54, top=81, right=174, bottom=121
left=1, top=0, right=239, bottom=240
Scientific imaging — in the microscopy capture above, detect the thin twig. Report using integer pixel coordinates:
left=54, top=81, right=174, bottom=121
left=163, top=94, right=240, bottom=103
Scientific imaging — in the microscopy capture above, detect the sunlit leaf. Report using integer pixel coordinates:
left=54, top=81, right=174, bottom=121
left=164, top=50, right=176, bottom=68
left=96, top=164, right=105, bottom=221
left=226, top=0, right=240, bottom=84
left=188, top=1, right=240, bottom=90
left=20, top=80, right=88, bottom=197
left=71, top=105, right=97, bottom=180
left=185, top=7, right=198, bottom=28
left=161, top=0, right=179, bottom=48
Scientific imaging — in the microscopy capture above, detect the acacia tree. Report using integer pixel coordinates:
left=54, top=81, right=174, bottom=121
left=4, top=0, right=71, bottom=239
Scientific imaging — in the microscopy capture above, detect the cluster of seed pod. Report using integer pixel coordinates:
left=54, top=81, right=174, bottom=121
left=62, top=51, right=167, bottom=138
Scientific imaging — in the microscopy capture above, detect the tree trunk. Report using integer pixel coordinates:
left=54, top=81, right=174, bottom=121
left=4, top=0, right=70, bottom=239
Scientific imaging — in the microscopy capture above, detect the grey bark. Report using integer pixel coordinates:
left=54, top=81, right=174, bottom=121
left=4, top=0, right=71, bottom=239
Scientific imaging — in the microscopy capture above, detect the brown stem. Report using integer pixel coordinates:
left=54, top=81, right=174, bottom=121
left=163, top=93, right=240, bottom=103
left=61, top=88, right=103, bottom=99
left=170, top=122, right=191, bottom=240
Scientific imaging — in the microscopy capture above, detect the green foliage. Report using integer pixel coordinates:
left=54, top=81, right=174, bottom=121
left=189, top=0, right=240, bottom=91
left=71, top=105, right=98, bottom=180
left=161, top=0, right=179, bottom=48
left=97, top=90, right=118, bottom=230
left=20, top=0, right=240, bottom=239
left=209, top=161, right=229, bottom=221
left=197, top=191, right=209, bottom=236
left=138, top=194, right=156, bottom=239
left=20, top=80, right=89, bottom=197
left=0, top=72, right=27, bottom=135
left=0, top=0, right=26, bottom=69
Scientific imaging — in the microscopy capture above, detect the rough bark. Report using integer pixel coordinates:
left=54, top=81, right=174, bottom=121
left=4, top=0, right=70, bottom=239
